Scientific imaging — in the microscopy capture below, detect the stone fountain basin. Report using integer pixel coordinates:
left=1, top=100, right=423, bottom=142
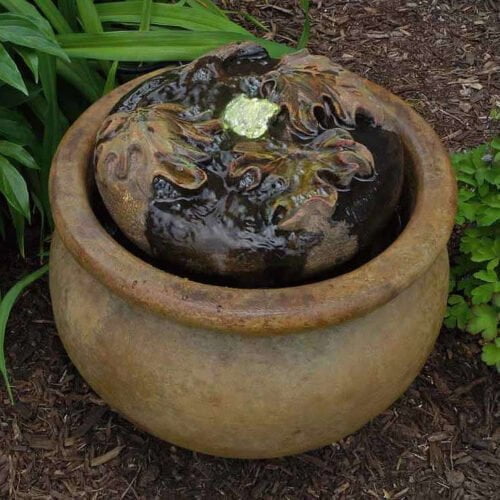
left=49, top=68, right=456, bottom=459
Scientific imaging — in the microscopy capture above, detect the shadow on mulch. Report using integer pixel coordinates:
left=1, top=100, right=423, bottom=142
left=1, top=0, right=500, bottom=498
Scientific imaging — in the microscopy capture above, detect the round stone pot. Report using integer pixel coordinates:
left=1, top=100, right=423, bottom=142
left=49, top=68, right=456, bottom=459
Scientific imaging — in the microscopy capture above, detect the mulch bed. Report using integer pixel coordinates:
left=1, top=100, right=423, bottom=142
left=1, top=0, right=499, bottom=498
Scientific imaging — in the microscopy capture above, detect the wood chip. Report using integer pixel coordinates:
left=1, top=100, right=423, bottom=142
left=26, top=435, right=57, bottom=450
left=446, top=470, right=465, bottom=488
left=90, top=446, right=124, bottom=467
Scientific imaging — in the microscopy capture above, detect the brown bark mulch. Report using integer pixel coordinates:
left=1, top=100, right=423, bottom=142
left=1, top=1, right=499, bottom=498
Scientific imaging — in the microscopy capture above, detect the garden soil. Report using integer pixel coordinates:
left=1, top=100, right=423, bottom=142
left=1, top=1, right=499, bottom=498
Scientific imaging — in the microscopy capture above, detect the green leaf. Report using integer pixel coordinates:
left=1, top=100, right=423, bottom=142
left=187, top=0, right=226, bottom=17
left=56, top=59, right=104, bottom=102
left=446, top=294, right=472, bottom=330
left=448, top=294, right=466, bottom=306
left=473, top=268, right=497, bottom=283
left=0, top=141, right=38, bottom=169
left=467, top=304, right=499, bottom=340
left=493, top=293, right=500, bottom=309
left=0, top=0, right=54, bottom=36
left=456, top=173, right=475, bottom=187
left=77, top=0, right=104, bottom=33
left=490, top=107, right=500, bottom=121
left=237, top=12, right=269, bottom=32
left=494, top=152, right=500, bottom=169
left=139, top=0, right=153, bottom=31
left=7, top=202, right=25, bottom=257
left=487, top=258, right=499, bottom=271
left=471, top=283, right=495, bottom=305
left=476, top=207, right=500, bottom=227
left=97, top=2, right=249, bottom=34
left=491, top=137, right=500, bottom=151
left=0, top=155, right=30, bottom=218
left=15, top=47, right=39, bottom=83
left=33, top=0, right=73, bottom=34
left=31, top=191, right=46, bottom=257
left=297, top=0, right=311, bottom=49
left=103, top=60, right=118, bottom=95
left=458, top=190, right=475, bottom=203
left=0, top=13, right=69, bottom=61
left=483, top=193, right=500, bottom=209
left=452, top=154, right=475, bottom=174
left=0, top=81, right=42, bottom=109
left=0, top=264, right=49, bottom=402
left=39, top=53, right=61, bottom=223
left=478, top=183, right=489, bottom=198
left=460, top=201, right=477, bottom=221
left=481, top=343, right=500, bottom=367
left=0, top=43, right=28, bottom=94
left=57, top=0, right=80, bottom=32
left=75, top=0, right=112, bottom=74
left=0, top=106, right=36, bottom=146
left=57, top=30, right=291, bottom=61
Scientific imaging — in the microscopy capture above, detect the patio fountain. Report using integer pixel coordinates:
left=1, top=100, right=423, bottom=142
left=49, top=43, right=456, bottom=458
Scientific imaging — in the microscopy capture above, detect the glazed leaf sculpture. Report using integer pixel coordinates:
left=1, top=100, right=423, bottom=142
left=261, top=50, right=384, bottom=136
left=229, top=128, right=375, bottom=231
left=94, top=42, right=403, bottom=286
left=94, top=103, right=219, bottom=249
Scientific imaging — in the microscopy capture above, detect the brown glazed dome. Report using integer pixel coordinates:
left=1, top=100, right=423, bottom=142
left=93, top=43, right=404, bottom=287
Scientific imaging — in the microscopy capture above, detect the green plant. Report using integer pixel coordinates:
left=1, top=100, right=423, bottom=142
left=445, top=138, right=500, bottom=370
left=0, top=265, right=48, bottom=401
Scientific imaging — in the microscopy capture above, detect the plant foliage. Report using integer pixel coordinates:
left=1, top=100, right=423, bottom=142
left=445, top=138, right=500, bottom=371
left=0, top=264, right=49, bottom=401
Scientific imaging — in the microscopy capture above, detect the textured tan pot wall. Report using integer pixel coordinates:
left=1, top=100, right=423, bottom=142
left=51, top=233, right=448, bottom=458
left=49, top=61, right=456, bottom=458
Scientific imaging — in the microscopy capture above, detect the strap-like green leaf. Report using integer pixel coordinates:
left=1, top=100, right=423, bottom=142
left=76, top=0, right=111, bottom=75
left=33, top=0, right=73, bottom=34
left=0, top=264, right=49, bottom=402
left=0, top=106, right=36, bottom=146
left=297, top=0, right=311, bottom=49
left=0, top=154, right=30, bottom=218
left=77, top=0, right=104, bottom=33
left=0, top=0, right=54, bottom=36
left=103, top=60, right=118, bottom=96
left=15, top=46, right=39, bottom=83
left=0, top=43, right=28, bottom=94
left=139, top=0, right=153, bottom=32
left=187, top=0, right=226, bottom=18
left=0, top=141, right=38, bottom=169
left=56, top=59, right=104, bottom=102
left=39, top=53, right=61, bottom=223
left=7, top=202, right=25, bottom=257
left=96, top=2, right=248, bottom=34
left=0, top=13, right=69, bottom=61
left=57, top=0, right=80, bottom=32
left=57, top=30, right=292, bottom=61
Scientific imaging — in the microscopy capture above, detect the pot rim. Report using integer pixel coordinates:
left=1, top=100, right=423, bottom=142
left=50, top=66, right=456, bottom=336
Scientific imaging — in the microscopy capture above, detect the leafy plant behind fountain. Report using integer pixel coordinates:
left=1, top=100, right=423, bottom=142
left=0, top=0, right=310, bottom=399
left=446, top=138, right=500, bottom=372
